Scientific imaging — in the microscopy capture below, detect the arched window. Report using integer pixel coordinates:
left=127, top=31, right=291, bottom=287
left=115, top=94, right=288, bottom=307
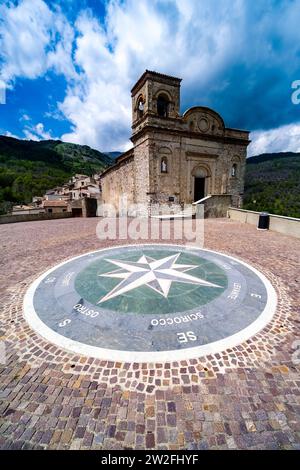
left=157, top=94, right=169, bottom=117
left=231, top=163, right=237, bottom=177
left=161, top=157, right=168, bottom=173
left=137, top=97, right=144, bottom=118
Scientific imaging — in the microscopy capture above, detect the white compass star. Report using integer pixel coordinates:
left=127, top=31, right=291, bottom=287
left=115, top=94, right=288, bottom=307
left=98, top=253, right=222, bottom=304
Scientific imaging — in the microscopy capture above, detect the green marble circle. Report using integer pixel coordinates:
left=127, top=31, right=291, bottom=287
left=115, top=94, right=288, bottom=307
left=74, top=248, right=228, bottom=314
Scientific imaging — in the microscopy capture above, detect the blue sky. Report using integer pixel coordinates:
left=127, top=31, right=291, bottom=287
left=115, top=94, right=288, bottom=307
left=0, top=0, right=300, bottom=155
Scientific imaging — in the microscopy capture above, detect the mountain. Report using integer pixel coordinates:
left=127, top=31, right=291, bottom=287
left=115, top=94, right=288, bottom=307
left=0, top=136, right=113, bottom=214
left=243, top=152, right=300, bottom=218
left=104, top=151, right=122, bottom=159
left=1, top=136, right=299, bottom=219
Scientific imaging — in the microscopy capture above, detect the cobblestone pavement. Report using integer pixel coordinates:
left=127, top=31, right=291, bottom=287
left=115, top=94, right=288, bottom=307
left=0, top=218, right=299, bottom=450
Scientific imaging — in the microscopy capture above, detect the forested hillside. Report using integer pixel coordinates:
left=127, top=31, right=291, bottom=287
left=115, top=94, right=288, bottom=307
left=0, top=136, right=112, bottom=214
left=243, top=152, right=300, bottom=218
left=0, top=136, right=299, bottom=219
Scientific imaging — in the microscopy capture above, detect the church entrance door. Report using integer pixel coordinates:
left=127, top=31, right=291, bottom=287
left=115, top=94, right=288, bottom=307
left=194, top=177, right=205, bottom=202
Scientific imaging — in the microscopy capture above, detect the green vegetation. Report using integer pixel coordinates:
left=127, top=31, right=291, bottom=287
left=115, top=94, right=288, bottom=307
left=1, top=136, right=299, bottom=219
left=243, top=152, right=300, bottom=218
left=0, top=136, right=112, bottom=214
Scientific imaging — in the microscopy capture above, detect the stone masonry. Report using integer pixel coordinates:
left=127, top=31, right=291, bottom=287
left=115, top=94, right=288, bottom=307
left=101, top=70, right=250, bottom=214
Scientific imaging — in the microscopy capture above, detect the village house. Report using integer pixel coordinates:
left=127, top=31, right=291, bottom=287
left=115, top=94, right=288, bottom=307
left=42, top=174, right=101, bottom=202
left=43, top=200, right=69, bottom=214
left=11, top=204, right=45, bottom=216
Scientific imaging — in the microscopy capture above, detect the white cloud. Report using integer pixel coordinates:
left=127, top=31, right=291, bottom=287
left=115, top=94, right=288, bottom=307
left=59, top=10, right=133, bottom=151
left=0, top=0, right=52, bottom=83
left=59, top=0, right=245, bottom=150
left=46, top=12, right=77, bottom=79
left=0, top=0, right=76, bottom=85
left=20, top=114, right=31, bottom=122
left=249, top=123, right=300, bottom=156
left=2, top=0, right=300, bottom=154
left=23, top=122, right=54, bottom=140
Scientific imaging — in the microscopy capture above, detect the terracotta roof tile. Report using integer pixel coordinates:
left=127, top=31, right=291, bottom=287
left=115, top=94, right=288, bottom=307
left=43, top=200, right=68, bottom=207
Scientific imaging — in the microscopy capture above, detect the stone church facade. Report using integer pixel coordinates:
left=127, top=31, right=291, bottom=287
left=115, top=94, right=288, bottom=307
left=101, top=70, right=250, bottom=215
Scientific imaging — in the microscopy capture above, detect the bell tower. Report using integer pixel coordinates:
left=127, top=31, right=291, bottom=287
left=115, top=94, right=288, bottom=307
left=131, top=70, right=182, bottom=136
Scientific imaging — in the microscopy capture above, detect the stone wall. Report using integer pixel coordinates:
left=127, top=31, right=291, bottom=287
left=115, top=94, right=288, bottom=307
left=45, top=207, right=68, bottom=214
left=228, top=208, right=300, bottom=238
left=149, top=133, right=182, bottom=204
left=101, top=128, right=247, bottom=215
left=0, top=212, right=72, bottom=225
left=101, top=157, right=135, bottom=214
left=133, top=137, right=150, bottom=210
left=197, top=195, right=232, bottom=218
left=82, top=198, right=98, bottom=217
left=146, top=129, right=247, bottom=206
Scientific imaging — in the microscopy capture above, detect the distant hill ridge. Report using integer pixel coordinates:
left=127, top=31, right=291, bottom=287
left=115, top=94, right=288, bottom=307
left=0, top=136, right=112, bottom=167
left=0, top=136, right=299, bottom=218
left=105, top=151, right=122, bottom=159
left=247, top=151, right=300, bottom=164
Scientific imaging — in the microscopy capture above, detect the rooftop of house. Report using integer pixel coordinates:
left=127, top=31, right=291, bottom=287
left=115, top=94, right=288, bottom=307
left=74, top=174, right=89, bottom=179
left=43, top=200, right=68, bottom=207
left=12, top=205, right=37, bottom=211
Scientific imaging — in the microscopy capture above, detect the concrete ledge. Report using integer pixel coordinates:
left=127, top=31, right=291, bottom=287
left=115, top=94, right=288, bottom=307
left=228, top=208, right=300, bottom=238
left=0, top=212, right=73, bottom=225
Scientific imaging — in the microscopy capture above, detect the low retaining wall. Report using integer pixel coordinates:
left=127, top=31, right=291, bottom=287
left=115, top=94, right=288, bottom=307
left=203, top=195, right=232, bottom=218
left=228, top=208, right=300, bottom=238
left=0, top=212, right=73, bottom=225
left=193, top=195, right=232, bottom=218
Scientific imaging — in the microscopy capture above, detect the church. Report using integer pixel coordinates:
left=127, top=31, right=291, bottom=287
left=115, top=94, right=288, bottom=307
left=101, top=70, right=250, bottom=216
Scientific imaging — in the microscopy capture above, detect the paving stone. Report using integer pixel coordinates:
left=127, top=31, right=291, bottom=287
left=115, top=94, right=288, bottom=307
left=61, top=429, right=73, bottom=444
left=69, top=439, right=82, bottom=450
left=0, top=218, right=299, bottom=450
left=146, top=433, right=155, bottom=449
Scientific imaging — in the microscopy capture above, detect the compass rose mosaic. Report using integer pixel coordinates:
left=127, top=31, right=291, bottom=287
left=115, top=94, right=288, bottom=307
left=23, top=244, right=277, bottom=362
